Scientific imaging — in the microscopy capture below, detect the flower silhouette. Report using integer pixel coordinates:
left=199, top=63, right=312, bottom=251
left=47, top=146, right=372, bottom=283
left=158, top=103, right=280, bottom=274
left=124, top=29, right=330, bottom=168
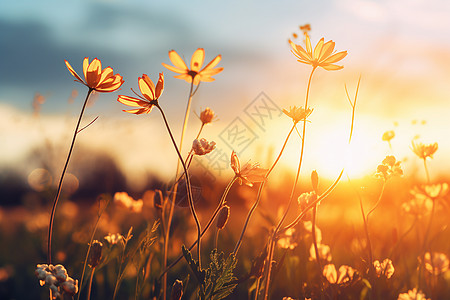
left=65, top=57, right=123, bottom=92
left=289, top=34, right=347, bottom=70
left=162, top=48, right=223, bottom=85
left=411, top=141, right=438, bottom=160
left=230, top=151, right=267, bottom=187
left=283, top=106, right=313, bottom=124
left=117, top=73, right=164, bottom=115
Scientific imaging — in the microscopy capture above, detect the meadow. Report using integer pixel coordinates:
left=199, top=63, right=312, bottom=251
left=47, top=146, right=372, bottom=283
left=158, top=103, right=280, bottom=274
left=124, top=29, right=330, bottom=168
left=0, top=28, right=449, bottom=300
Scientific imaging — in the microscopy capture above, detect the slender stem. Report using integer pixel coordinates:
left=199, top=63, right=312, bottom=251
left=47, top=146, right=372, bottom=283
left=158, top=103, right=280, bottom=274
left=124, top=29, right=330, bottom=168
left=87, top=268, right=95, bottom=300
left=233, top=124, right=296, bottom=255
left=311, top=205, right=323, bottom=287
left=214, top=228, right=219, bottom=250
left=47, top=88, right=93, bottom=264
left=419, top=198, right=436, bottom=289
left=366, top=181, right=386, bottom=225
left=113, top=239, right=129, bottom=300
left=77, top=197, right=110, bottom=300
left=423, top=158, right=430, bottom=184
left=163, top=82, right=194, bottom=300
left=263, top=67, right=316, bottom=300
left=159, top=177, right=237, bottom=279
left=156, top=103, right=201, bottom=268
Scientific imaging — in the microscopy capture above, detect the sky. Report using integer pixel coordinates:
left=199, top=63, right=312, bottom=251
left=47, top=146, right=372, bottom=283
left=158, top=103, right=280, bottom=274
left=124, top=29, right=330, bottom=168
left=1, top=0, right=450, bottom=190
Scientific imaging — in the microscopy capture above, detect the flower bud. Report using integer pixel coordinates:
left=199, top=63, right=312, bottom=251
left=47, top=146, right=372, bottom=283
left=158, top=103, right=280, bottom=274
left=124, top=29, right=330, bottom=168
left=199, top=107, right=215, bottom=125
left=216, top=205, right=230, bottom=230
left=311, top=170, right=318, bottom=192
left=88, top=240, right=103, bottom=268
left=192, top=138, right=216, bottom=156
left=170, top=279, right=183, bottom=300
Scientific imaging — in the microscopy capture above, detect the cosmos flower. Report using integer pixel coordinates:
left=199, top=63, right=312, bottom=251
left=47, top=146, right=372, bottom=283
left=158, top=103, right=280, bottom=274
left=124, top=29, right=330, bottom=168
left=230, top=151, right=267, bottom=187
left=397, top=288, right=430, bottom=300
left=199, top=107, right=216, bottom=125
left=283, top=106, right=313, bottom=124
left=323, top=264, right=356, bottom=285
left=289, top=34, right=347, bottom=70
left=375, top=155, right=403, bottom=181
left=65, top=57, right=124, bottom=92
left=162, top=48, right=223, bottom=85
left=113, top=192, right=143, bottom=213
left=411, top=141, right=438, bottom=160
left=382, top=130, right=395, bottom=142
left=373, top=258, right=395, bottom=279
left=117, top=73, right=164, bottom=115
left=424, top=252, right=449, bottom=275
left=192, top=138, right=216, bottom=156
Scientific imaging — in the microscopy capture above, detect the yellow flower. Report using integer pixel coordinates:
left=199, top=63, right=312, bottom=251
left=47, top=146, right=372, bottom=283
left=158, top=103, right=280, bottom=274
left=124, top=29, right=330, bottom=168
left=398, top=288, right=430, bottom=300
left=289, top=34, right=347, bottom=70
left=373, top=258, right=395, bottom=279
left=162, top=48, right=223, bottom=85
left=64, top=57, right=124, bottom=92
left=323, top=264, right=356, bottom=285
left=382, top=130, right=395, bottom=142
left=424, top=252, right=449, bottom=275
left=192, top=138, right=216, bottom=156
left=117, top=73, right=164, bottom=115
left=113, top=192, right=143, bottom=213
left=230, top=151, right=267, bottom=187
left=375, top=155, right=403, bottom=181
left=411, top=141, right=438, bottom=160
left=282, top=106, right=313, bottom=124
left=199, top=107, right=216, bottom=125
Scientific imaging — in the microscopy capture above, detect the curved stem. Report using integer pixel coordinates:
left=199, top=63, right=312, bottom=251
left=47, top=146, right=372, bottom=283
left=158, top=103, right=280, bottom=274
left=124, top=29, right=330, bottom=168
left=159, top=177, right=237, bottom=279
left=312, top=205, right=323, bottom=286
left=263, top=67, right=316, bottom=300
left=156, top=103, right=200, bottom=268
left=423, top=158, right=430, bottom=184
left=233, top=124, right=296, bottom=255
left=366, top=181, right=386, bottom=225
left=163, top=82, right=194, bottom=299
left=47, top=88, right=93, bottom=264
left=87, top=267, right=95, bottom=300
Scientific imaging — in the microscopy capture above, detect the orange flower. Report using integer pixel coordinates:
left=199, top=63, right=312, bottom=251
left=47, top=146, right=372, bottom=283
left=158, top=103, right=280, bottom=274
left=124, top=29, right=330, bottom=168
left=117, top=73, right=164, bottom=115
left=283, top=106, right=313, bottom=124
left=64, top=57, right=124, bottom=92
left=289, top=34, right=347, bottom=70
left=411, top=141, right=438, bottom=160
left=162, top=48, right=223, bottom=85
left=230, top=151, right=267, bottom=187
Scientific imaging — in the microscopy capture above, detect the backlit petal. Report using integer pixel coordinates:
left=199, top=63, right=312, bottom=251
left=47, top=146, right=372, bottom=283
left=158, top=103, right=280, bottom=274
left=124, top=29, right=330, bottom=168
left=139, top=75, right=155, bottom=100
left=117, top=95, right=148, bottom=107
left=190, top=48, right=205, bottom=72
left=64, top=60, right=85, bottom=84
left=83, top=57, right=89, bottom=81
left=168, top=50, right=188, bottom=71
left=321, top=51, right=347, bottom=64
left=201, top=54, right=221, bottom=72
left=313, top=38, right=324, bottom=60
left=319, top=41, right=335, bottom=62
left=86, top=58, right=102, bottom=87
left=305, top=34, right=312, bottom=55
left=162, top=63, right=186, bottom=74
left=321, top=64, right=343, bottom=71
left=155, top=73, right=164, bottom=99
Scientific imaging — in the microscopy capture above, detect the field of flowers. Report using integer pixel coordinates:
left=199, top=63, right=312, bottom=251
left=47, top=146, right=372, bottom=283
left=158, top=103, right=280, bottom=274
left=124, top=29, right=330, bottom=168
left=0, top=27, right=449, bottom=300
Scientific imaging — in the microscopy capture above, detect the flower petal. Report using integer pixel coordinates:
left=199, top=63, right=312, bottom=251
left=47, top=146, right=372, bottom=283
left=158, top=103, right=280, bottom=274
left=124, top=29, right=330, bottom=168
left=313, top=38, right=324, bottom=61
left=168, top=50, right=188, bottom=71
left=190, top=48, right=205, bottom=72
left=162, top=62, right=186, bottom=74
left=117, top=95, right=149, bottom=107
left=321, top=63, right=343, bottom=71
left=155, top=73, right=164, bottom=99
left=321, top=51, right=347, bottom=64
left=201, top=54, right=221, bottom=72
left=83, top=57, right=89, bottom=81
left=64, top=60, right=85, bottom=84
left=139, top=75, right=155, bottom=101
left=86, top=58, right=102, bottom=87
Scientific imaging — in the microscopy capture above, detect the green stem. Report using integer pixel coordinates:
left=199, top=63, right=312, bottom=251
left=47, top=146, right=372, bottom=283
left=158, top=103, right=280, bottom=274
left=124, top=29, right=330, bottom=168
left=87, top=267, right=95, bottom=300
left=233, top=124, right=296, bottom=255
left=156, top=103, right=200, bottom=268
left=263, top=67, right=316, bottom=300
left=163, top=82, right=194, bottom=299
left=47, top=88, right=93, bottom=264
left=159, top=177, right=237, bottom=279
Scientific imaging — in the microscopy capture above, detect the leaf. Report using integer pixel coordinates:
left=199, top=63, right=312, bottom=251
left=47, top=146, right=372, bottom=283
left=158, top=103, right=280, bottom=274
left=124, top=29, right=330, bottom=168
left=181, top=245, right=206, bottom=285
